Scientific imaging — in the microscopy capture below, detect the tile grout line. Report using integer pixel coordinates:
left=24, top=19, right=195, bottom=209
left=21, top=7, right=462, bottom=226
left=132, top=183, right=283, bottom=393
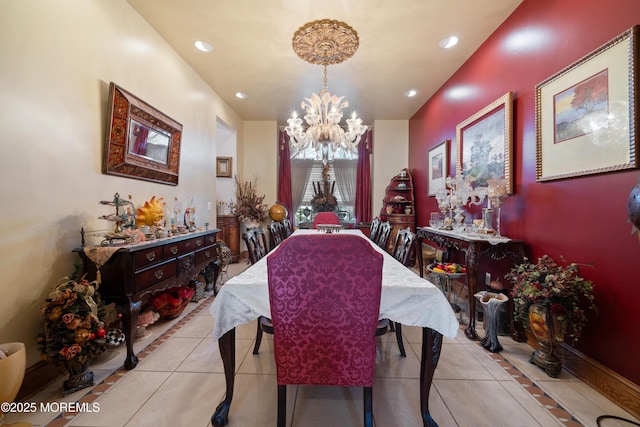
left=44, top=295, right=217, bottom=427
left=478, top=340, right=584, bottom=427
left=44, top=292, right=583, bottom=427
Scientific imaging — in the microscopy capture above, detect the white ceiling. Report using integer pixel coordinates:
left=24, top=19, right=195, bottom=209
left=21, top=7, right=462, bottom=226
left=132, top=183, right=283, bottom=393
left=127, top=0, right=523, bottom=126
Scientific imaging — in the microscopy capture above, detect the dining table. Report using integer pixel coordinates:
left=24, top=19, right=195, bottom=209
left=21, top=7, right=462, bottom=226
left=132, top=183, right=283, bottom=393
left=209, top=229, right=459, bottom=427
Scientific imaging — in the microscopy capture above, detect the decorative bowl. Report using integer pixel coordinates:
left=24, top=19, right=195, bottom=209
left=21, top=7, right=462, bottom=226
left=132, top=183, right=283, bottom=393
left=149, top=287, right=195, bottom=319
left=427, top=262, right=467, bottom=278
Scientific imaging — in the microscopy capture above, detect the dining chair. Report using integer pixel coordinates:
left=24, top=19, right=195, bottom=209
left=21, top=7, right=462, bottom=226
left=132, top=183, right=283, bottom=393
left=267, top=234, right=383, bottom=427
left=241, top=227, right=273, bottom=354
left=268, top=219, right=292, bottom=250
left=368, top=217, right=381, bottom=243
left=312, top=211, right=340, bottom=228
left=242, top=227, right=269, bottom=265
left=376, top=220, right=392, bottom=252
left=384, top=227, right=417, bottom=358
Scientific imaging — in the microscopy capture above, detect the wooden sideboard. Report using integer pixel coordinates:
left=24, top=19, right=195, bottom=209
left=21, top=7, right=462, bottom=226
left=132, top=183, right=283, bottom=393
left=74, top=229, right=220, bottom=369
left=216, top=214, right=240, bottom=263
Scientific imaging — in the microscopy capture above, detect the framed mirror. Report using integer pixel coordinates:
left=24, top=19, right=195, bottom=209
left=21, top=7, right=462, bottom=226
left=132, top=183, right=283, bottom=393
left=103, top=82, right=182, bottom=185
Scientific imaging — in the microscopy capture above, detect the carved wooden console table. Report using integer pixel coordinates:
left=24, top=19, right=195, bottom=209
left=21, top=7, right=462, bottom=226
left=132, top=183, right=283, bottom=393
left=74, top=229, right=220, bottom=369
left=416, top=227, right=525, bottom=341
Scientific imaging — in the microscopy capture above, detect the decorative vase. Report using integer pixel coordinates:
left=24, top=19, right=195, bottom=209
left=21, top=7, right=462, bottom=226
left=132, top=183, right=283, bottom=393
left=474, top=292, right=509, bottom=353
left=62, top=357, right=94, bottom=396
left=528, top=304, right=566, bottom=378
left=243, top=218, right=260, bottom=229
left=0, top=342, right=30, bottom=427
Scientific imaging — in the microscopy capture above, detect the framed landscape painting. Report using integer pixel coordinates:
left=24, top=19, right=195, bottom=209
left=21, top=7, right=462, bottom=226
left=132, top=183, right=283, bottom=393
left=536, top=25, right=638, bottom=181
left=428, top=140, right=449, bottom=196
left=456, top=92, right=513, bottom=193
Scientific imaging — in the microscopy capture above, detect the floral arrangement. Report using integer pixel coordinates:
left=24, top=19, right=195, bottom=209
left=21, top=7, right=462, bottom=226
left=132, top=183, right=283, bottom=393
left=37, top=276, right=107, bottom=364
left=506, top=255, right=596, bottom=343
left=311, top=163, right=338, bottom=212
left=311, top=180, right=338, bottom=212
left=234, top=176, right=268, bottom=224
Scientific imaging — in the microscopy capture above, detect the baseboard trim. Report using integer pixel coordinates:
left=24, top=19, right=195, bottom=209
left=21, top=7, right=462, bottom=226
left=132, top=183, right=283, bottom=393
left=17, top=360, right=67, bottom=401
left=557, top=343, right=640, bottom=420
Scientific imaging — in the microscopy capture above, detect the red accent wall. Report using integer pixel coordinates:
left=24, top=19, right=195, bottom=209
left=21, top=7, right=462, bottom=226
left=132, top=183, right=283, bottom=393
left=409, top=0, right=640, bottom=384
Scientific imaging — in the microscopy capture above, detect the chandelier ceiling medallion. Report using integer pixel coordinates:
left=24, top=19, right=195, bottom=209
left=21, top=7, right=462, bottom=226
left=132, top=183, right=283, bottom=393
left=285, top=19, right=367, bottom=160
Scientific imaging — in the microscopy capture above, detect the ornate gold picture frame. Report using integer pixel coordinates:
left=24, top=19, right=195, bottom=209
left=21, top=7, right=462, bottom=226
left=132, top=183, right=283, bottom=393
left=103, top=83, right=182, bottom=185
left=536, top=26, right=638, bottom=181
left=456, top=92, right=513, bottom=193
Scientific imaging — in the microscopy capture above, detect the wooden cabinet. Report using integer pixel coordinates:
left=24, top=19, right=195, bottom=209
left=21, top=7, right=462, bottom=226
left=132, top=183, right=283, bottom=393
left=380, top=168, right=416, bottom=251
left=74, top=230, right=220, bottom=370
left=216, top=214, right=240, bottom=263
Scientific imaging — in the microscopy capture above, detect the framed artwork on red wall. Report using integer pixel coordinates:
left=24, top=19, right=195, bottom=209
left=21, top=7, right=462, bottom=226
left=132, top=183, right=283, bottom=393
left=428, top=139, right=449, bottom=196
left=456, top=92, right=513, bottom=193
left=536, top=25, right=639, bottom=182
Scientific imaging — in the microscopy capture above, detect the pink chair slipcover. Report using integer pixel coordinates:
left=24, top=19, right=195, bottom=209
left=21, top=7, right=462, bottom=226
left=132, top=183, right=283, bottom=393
left=312, top=211, right=340, bottom=229
left=267, top=234, right=383, bottom=426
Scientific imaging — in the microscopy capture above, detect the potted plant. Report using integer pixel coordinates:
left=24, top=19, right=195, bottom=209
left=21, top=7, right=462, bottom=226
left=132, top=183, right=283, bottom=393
left=234, top=176, right=268, bottom=227
left=505, top=255, right=596, bottom=377
left=37, top=275, right=108, bottom=395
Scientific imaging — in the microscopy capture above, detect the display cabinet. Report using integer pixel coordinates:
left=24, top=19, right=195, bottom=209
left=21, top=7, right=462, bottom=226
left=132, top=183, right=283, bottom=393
left=380, top=168, right=416, bottom=252
left=216, top=214, right=240, bottom=263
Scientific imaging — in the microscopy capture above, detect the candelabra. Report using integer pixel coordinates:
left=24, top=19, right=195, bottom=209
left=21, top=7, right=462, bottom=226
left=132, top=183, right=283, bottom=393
left=487, top=178, right=509, bottom=237
left=434, top=174, right=487, bottom=231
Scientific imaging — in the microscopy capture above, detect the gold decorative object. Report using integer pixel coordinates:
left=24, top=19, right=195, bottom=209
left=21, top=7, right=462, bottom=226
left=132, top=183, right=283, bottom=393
left=286, top=20, right=367, bottom=161
left=269, top=204, right=288, bottom=222
left=136, top=196, right=166, bottom=227
left=291, top=19, right=359, bottom=66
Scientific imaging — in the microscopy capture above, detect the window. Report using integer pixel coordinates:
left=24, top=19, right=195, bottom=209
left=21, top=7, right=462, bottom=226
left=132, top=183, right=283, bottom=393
left=290, top=147, right=357, bottom=225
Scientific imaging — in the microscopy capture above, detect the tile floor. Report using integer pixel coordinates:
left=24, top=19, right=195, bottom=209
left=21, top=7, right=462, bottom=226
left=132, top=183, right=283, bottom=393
left=6, top=262, right=639, bottom=427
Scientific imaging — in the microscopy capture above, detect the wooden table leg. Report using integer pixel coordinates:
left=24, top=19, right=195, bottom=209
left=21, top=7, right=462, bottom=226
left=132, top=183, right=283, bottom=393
left=420, top=327, right=443, bottom=427
left=211, top=327, right=236, bottom=427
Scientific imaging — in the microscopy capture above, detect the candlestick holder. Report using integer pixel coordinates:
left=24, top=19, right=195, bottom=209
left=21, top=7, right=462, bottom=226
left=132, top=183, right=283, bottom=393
left=488, top=178, right=509, bottom=237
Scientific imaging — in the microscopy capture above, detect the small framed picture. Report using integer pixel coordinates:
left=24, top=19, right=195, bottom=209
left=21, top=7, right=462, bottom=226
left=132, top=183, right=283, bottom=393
left=216, top=157, right=232, bottom=178
left=428, top=140, right=449, bottom=196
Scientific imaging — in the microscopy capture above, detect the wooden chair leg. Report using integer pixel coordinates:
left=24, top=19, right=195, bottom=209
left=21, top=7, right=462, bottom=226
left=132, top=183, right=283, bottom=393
left=277, top=384, right=287, bottom=427
left=363, top=386, right=373, bottom=427
left=395, top=322, right=406, bottom=357
left=253, top=318, right=263, bottom=354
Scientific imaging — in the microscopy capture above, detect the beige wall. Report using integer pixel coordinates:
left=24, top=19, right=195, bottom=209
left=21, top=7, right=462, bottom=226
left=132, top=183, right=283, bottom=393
left=240, top=121, right=279, bottom=209
left=0, top=0, right=408, bottom=369
left=372, top=120, right=410, bottom=217
left=0, top=0, right=242, bottom=366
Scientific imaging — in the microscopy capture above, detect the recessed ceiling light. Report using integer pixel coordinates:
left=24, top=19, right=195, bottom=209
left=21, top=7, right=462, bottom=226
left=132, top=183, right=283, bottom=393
left=439, top=36, right=459, bottom=49
left=194, top=40, right=213, bottom=52
left=235, top=92, right=248, bottom=99
left=405, top=89, right=417, bottom=98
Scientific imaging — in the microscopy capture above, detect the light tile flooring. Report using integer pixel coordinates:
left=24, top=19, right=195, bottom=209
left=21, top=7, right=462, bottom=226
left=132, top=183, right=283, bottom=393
left=7, top=262, right=639, bottom=427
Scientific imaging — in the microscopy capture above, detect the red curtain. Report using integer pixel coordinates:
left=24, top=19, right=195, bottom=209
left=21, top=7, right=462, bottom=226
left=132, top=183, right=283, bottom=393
left=277, top=131, right=294, bottom=224
left=355, top=130, right=373, bottom=224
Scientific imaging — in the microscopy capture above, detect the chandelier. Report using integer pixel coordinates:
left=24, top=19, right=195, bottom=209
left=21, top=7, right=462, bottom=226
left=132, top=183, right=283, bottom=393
left=285, top=19, right=367, bottom=160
